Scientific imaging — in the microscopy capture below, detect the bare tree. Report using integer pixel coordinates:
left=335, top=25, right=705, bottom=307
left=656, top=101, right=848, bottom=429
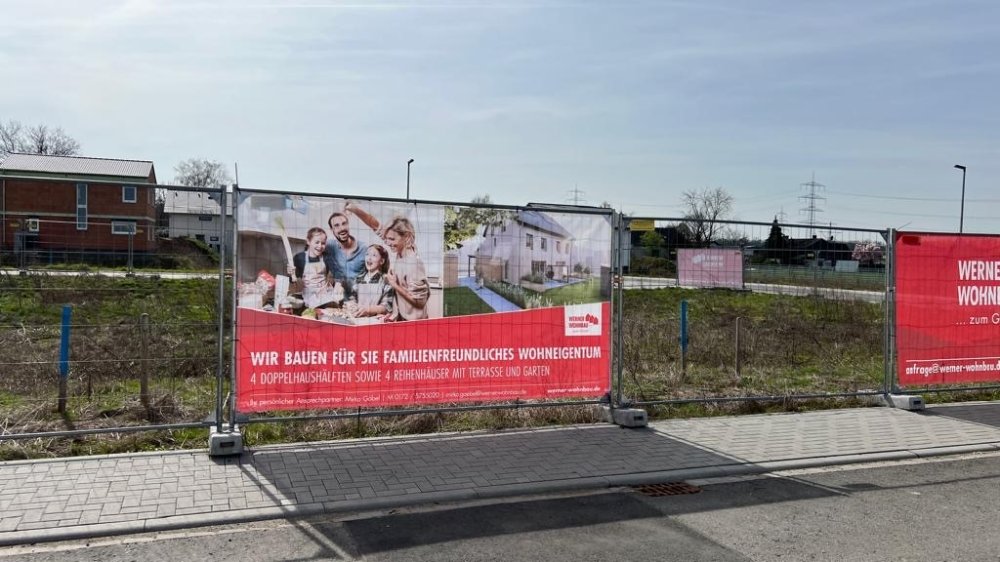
left=173, top=158, right=233, bottom=187
left=0, top=120, right=25, bottom=156
left=0, top=119, right=81, bottom=157
left=680, top=187, right=734, bottom=246
left=26, top=125, right=80, bottom=156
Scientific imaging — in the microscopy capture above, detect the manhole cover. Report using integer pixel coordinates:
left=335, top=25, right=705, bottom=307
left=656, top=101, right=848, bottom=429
left=631, top=482, right=702, bottom=497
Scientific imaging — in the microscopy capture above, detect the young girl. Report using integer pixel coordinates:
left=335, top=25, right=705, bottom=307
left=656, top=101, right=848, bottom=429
left=288, top=227, right=340, bottom=309
left=346, top=244, right=395, bottom=318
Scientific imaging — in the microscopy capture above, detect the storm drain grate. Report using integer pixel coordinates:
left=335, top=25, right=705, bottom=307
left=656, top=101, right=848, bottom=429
left=631, top=482, right=702, bottom=497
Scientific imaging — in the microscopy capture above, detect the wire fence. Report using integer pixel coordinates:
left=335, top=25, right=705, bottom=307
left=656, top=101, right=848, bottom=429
left=3, top=188, right=999, bottom=445
left=0, top=183, right=228, bottom=439
left=620, top=217, right=890, bottom=406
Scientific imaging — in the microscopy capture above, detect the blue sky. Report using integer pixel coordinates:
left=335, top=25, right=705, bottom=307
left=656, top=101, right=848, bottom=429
left=2, top=0, right=998, bottom=233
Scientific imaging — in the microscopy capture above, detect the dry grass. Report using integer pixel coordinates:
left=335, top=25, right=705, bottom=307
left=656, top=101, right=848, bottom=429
left=619, top=288, right=885, bottom=402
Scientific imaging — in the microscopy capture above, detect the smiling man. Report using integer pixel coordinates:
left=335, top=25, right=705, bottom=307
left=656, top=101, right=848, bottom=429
left=325, top=210, right=369, bottom=292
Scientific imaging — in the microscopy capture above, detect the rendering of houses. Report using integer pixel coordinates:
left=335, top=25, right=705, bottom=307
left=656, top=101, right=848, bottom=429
left=475, top=209, right=577, bottom=285
left=0, top=153, right=157, bottom=264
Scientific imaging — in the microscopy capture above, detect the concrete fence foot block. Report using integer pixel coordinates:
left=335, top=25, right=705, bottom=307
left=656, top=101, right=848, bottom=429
left=209, top=425, right=244, bottom=456
left=886, top=394, right=925, bottom=411
left=600, top=405, right=649, bottom=428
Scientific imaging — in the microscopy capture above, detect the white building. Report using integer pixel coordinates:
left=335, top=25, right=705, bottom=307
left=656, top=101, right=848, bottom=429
left=162, top=189, right=234, bottom=253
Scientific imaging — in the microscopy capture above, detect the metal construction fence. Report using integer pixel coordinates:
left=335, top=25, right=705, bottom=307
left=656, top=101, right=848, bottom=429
left=1, top=185, right=999, bottom=445
left=619, top=216, right=891, bottom=408
left=0, top=183, right=229, bottom=444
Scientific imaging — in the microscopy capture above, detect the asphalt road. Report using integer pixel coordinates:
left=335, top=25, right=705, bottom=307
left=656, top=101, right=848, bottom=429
left=3, top=452, right=999, bottom=561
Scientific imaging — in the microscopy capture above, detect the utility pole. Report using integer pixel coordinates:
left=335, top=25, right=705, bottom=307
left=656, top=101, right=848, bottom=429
left=954, top=164, right=967, bottom=233
left=566, top=185, right=586, bottom=205
left=406, top=158, right=414, bottom=200
left=799, top=173, right=826, bottom=237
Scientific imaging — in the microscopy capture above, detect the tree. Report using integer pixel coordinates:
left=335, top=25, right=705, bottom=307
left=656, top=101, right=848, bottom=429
left=639, top=230, right=664, bottom=248
left=443, top=195, right=512, bottom=250
left=852, top=241, right=884, bottom=266
left=173, top=158, right=233, bottom=187
left=444, top=206, right=477, bottom=251
left=680, top=187, right=734, bottom=246
left=765, top=217, right=790, bottom=263
left=0, top=119, right=80, bottom=157
left=473, top=195, right=511, bottom=237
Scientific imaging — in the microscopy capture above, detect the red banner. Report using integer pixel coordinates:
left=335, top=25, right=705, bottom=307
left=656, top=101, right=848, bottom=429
left=896, top=232, right=1000, bottom=386
left=236, top=303, right=611, bottom=412
left=235, top=192, right=613, bottom=411
left=677, top=248, right=744, bottom=289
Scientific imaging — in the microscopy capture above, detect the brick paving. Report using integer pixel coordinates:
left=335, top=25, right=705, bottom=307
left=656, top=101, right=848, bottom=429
left=2, top=403, right=1000, bottom=545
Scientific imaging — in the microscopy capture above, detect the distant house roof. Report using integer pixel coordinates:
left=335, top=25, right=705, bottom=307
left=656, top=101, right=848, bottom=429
left=0, top=153, right=156, bottom=182
left=790, top=237, right=851, bottom=252
left=163, top=189, right=233, bottom=216
left=515, top=210, right=573, bottom=239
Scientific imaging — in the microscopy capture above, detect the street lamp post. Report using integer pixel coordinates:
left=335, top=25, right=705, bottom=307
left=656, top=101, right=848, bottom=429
left=954, top=164, right=967, bottom=233
left=406, top=158, right=414, bottom=200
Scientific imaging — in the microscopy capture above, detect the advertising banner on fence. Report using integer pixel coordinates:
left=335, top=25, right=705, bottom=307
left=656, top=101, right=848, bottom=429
left=677, top=248, right=744, bottom=289
left=896, top=232, right=1000, bottom=386
left=234, top=192, right=612, bottom=412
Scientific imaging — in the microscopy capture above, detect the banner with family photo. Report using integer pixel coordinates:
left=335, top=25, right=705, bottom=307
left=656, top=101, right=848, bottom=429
left=234, top=190, right=613, bottom=412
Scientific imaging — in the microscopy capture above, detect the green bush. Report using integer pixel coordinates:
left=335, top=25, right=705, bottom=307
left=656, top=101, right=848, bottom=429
left=630, top=256, right=675, bottom=277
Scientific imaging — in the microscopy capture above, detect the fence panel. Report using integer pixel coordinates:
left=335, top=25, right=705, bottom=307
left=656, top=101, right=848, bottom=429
left=892, top=231, right=1000, bottom=395
left=0, top=184, right=228, bottom=440
left=621, top=217, right=888, bottom=405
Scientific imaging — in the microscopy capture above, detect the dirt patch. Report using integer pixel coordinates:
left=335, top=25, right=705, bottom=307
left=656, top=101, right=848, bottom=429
left=154, top=237, right=219, bottom=270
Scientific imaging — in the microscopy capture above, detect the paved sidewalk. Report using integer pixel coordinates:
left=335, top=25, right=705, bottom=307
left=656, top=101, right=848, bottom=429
left=458, top=276, right=521, bottom=312
left=3, top=402, right=1000, bottom=546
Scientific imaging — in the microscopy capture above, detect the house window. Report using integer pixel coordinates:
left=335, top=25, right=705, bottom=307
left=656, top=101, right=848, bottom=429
left=556, top=240, right=561, bottom=253
left=540, top=238, right=547, bottom=251
left=111, top=221, right=137, bottom=235
left=26, top=218, right=40, bottom=232
left=76, top=183, right=88, bottom=230
left=122, top=185, right=137, bottom=203
left=526, top=233, right=534, bottom=249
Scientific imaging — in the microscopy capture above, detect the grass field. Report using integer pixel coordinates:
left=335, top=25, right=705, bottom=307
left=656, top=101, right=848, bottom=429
left=618, top=287, right=885, bottom=401
left=538, top=278, right=602, bottom=305
left=444, top=287, right=496, bottom=316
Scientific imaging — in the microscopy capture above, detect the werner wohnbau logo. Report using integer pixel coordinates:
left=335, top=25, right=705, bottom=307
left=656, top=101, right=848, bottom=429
left=564, top=304, right=602, bottom=336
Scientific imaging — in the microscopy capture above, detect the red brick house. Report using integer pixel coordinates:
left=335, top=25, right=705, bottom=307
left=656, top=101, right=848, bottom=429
left=0, top=153, right=157, bottom=263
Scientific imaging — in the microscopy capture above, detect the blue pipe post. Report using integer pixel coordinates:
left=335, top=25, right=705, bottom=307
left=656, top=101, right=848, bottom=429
left=58, top=305, right=71, bottom=413
left=680, top=300, right=689, bottom=379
